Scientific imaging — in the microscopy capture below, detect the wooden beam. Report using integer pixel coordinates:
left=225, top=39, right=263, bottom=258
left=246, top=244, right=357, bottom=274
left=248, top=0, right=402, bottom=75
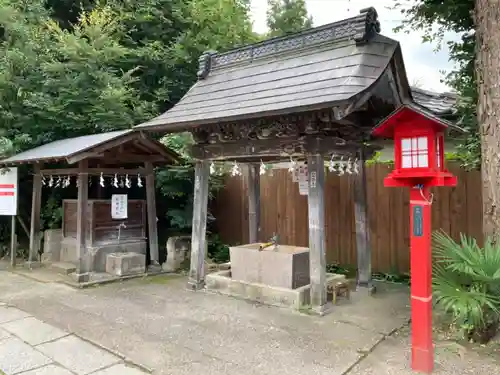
left=95, top=152, right=168, bottom=164
left=144, top=162, right=160, bottom=267
left=137, top=134, right=178, bottom=161
left=188, top=160, right=210, bottom=290
left=28, top=164, right=43, bottom=266
left=40, top=167, right=147, bottom=176
left=246, top=164, right=260, bottom=243
left=17, top=215, right=29, bottom=238
left=386, top=67, right=403, bottom=106
left=66, top=131, right=139, bottom=164
left=75, top=160, right=90, bottom=282
left=354, top=149, right=374, bottom=292
left=191, top=137, right=374, bottom=161
left=307, top=154, right=327, bottom=313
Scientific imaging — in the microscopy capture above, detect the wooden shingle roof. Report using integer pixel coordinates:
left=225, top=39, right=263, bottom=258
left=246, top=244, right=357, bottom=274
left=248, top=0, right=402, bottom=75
left=136, top=7, right=408, bottom=132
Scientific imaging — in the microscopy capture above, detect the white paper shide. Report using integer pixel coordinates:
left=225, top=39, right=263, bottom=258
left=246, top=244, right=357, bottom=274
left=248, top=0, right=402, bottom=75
left=111, top=194, right=128, bottom=219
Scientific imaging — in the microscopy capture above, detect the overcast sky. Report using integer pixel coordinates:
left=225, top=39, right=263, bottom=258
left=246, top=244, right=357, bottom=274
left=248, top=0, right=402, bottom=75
left=249, top=0, right=458, bottom=93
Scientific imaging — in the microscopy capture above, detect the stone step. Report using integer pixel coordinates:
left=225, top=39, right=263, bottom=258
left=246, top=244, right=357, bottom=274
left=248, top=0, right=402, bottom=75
left=51, top=262, right=77, bottom=275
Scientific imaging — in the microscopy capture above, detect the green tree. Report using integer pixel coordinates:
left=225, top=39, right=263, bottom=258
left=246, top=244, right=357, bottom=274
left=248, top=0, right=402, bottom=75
left=266, top=0, right=313, bottom=37
left=0, top=1, right=154, bottom=152
left=394, top=1, right=500, bottom=239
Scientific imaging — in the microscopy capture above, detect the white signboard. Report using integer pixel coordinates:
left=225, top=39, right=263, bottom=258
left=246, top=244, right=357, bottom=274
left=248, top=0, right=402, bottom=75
left=0, top=168, right=18, bottom=216
left=298, top=165, right=308, bottom=196
left=111, top=194, right=128, bottom=219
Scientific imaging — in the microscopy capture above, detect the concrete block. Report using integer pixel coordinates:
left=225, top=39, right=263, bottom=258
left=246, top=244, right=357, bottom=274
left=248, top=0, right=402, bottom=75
left=60, top=238, right=79, bottom=264
left=59, top=238, right=147, bottom=273
left=106, top=252, right=146, bottom=276
left=42, top=229, right=63, bottom=262
left=219, top=262, right=231, bottom=270
left=51, top=262, right=77, bottom=275
left=163, top=236, right=191, bottom=272
left=91, top=241, right=147, bottom=273
left=230, top=244, right=310, bottom=289
left=205, top=270, right=306, bottom=309
left=205, top=271, right=345, bottom=311
left=163, top=236, right=210, bottom=272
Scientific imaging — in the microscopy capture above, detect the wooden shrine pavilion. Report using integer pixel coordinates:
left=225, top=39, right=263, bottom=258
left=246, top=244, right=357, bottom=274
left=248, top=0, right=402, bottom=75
left=134, top=7, right=450, bottom=312
left=0, top=129, right=179, bottom=282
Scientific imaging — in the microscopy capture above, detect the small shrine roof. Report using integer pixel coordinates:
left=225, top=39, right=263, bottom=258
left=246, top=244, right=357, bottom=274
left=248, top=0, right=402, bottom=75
left=372, top=102, right=466, bottom=138
left=136, top=7, right=410, bottom=132
left=0, top=130, right=180, bottom=167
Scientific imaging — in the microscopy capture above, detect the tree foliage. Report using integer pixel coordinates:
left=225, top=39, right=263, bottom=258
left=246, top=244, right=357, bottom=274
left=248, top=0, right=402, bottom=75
left=0, top=1, right=153, bottom=155
left=0, top=0, right=258, bottom=245
left=393, top=0, right=478, bottom=169
left=266, top=0, right=313, bottom=37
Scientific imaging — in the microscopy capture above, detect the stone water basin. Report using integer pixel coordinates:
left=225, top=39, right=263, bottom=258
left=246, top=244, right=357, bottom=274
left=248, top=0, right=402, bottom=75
left=229, top=243, right=310, bottom=289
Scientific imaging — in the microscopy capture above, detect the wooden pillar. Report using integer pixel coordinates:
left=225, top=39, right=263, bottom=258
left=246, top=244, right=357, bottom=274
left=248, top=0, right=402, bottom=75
left=306, top=154, right=327, bottom=313
left=145, top=161, right=159, bottom=267
left=188, top=160, right=210, bottom=290
left=75, top=160, right=89, bottom=281
left=246, top=163, right=260, bottom=244
left=28, top=164, right=42, bottom=266
left=354, top=149, right=374, bottom=292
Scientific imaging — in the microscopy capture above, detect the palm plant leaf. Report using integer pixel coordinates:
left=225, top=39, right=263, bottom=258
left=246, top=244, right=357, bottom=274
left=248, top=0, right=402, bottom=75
left=432, top=230, right=500, bottom=337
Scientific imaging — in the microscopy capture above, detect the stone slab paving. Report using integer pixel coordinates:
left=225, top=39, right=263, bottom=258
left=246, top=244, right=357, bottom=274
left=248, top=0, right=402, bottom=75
left=0, top=336, right=52, bottom=374
left=0, top=306, right=31, bottom=324
left=92, top=364, right=152, bottom=375
left=2, top=316, right=69, bottom=346
left=0, top=301, right=148, bottom=375
left=348, top=327, right=500, bottom=375
left=17, top=364, right=75, bottom=375
left=0, top=271, right=498, bottom=375
left=36, top=335, right=121, bottom=375
left=0, top=327, right=11, bottom=341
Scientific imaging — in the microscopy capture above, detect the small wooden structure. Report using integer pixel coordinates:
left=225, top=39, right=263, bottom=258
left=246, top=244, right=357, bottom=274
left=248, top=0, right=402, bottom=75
left=134, top=7, right=434, bottom=312
left=62, top=199, right=147, bottom=244
left=0, top=129, right=179, bottom=281
left=135, top=7, right=410, bottom=312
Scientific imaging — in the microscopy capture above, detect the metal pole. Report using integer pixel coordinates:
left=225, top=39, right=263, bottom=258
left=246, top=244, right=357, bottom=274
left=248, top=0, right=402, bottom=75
left=10, top=215, right=16, bottom=267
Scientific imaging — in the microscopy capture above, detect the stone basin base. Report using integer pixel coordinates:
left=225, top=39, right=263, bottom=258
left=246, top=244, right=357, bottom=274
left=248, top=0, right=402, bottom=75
left=229, top=243, right=310, bottom=289
left=205, top=270, right=346, bottom=311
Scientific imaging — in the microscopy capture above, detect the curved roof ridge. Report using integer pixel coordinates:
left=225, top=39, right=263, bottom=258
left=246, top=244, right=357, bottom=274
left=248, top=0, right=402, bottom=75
left=197, top=7, right=381, bottom=79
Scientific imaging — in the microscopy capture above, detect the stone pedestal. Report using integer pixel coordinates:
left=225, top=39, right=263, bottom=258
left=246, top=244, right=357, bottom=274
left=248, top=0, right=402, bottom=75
left=230, top=244, right=310, bottom=289
left=163, top=236, right=191, bottom=272
left=163, top=236, right=209, bottom=272
left=60, top=238, right=147, bottom=272
left=42, top=229, right=63, bottom=262
left=105, top=252, right=146, bottom=276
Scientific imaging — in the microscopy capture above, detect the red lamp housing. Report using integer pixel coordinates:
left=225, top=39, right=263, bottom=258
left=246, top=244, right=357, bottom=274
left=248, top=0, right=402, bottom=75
left=372, top=103, right=457, bottom=188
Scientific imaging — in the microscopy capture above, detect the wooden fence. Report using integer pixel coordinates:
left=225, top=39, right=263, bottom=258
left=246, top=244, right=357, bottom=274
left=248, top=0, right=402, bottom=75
left=212, top=162, right=483, bottom=273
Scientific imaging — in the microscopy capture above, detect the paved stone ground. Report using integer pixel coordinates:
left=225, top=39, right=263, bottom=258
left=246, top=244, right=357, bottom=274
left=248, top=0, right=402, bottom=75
left=0, top=270, right=499, bottom=375
left=0, top=303, right=147, bottom=375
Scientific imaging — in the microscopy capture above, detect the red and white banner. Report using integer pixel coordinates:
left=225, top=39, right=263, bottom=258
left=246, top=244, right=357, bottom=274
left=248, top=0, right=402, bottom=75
left=0, top=167, right=18, bottom=216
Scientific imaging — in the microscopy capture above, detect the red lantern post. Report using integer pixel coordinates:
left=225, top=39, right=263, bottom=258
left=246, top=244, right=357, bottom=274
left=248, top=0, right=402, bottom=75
left=372, top=103, right=458, bottom=373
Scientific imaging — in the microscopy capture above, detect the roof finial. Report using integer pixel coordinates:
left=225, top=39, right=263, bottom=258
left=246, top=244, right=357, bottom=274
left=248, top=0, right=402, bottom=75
left=197, top=50, right=217, bottom=80
left=355, top=7, right=381, bottom=44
